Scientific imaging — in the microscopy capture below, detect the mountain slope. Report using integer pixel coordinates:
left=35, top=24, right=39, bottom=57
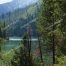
left=0, top=0, right=38, bottom=15
left=0, top=3, right=39, bottom=37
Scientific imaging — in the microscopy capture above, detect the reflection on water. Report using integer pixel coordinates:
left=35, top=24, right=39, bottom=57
left=1, top=38, right=53, bottom=65
left=1, top=40, right=20, bottom=52
left=1, top=38, right=38, bottom=52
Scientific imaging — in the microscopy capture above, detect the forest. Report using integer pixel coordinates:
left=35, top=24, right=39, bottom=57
left=0, top=0, right=66, bottom=66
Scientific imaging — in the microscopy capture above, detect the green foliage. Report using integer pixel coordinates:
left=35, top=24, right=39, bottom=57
left=37, top=0, right=66, bottom=64
left=11, top=34, right=34, bottom=66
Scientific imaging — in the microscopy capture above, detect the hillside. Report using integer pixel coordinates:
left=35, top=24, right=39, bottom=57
left=0, top=3, right=39, bottom=37
left=0, top=0, right=38, bottom=15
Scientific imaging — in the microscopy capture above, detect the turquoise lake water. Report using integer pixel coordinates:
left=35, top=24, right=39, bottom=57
left=0, top=38, right=53, bottom=65
left=1, top=38, right=38, bottom=52
left=1, top=40, right=20, bottom=52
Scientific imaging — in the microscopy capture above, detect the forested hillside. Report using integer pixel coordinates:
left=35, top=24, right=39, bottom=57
left=0, top=3, right=38, bottom=37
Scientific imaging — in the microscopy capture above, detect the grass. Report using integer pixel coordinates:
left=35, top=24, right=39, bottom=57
left=2, top=50, right=66, bottom=66
left=2, top=45, right=23, bottom=61
left=1, top=42, right=66, bottom=66
left=54, top=56, right=66, bottom=66
left=1, top=49, right=14, bottom=61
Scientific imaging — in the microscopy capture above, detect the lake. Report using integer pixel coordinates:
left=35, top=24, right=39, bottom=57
left=1, top=37, right=38, bottom=52
left=1, top=37, right=53, bottom=65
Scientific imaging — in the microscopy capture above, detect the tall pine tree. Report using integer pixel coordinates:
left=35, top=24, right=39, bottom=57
left=37, top=0, right=64, bottom=64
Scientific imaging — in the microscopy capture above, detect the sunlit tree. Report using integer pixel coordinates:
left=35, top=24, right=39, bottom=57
left=37, top=0, right=65, bottom=64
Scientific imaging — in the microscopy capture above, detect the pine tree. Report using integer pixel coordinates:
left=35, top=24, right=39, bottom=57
left=2, top=22, right=6, bottom=39
left=0, top=27, right=2, bottom=38
left=11, top=33, right=34, bottom=66
left=0, top=27, right=2, bottom=59
left=60, top=0, right=66, bottom=55
left=37, top=0, right=64, bottom=64
left=0, top=26, right=2, bottom=54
